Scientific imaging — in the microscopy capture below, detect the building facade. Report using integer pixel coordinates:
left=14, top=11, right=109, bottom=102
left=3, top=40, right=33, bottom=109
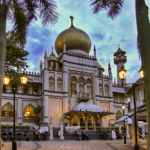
left=2, top=17, right=128, bottom=129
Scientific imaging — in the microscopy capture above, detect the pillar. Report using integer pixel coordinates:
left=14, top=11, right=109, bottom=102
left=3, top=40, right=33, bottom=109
left=85, top=115, right=88, bottom=130
left=60, top=121, right=64, bottom=140
left=130, top=96, right=134, bottom=110
left=108, top=79, right=112, bottom=97
left=77, top=83, right=79, bottom=93
left=44, top=96, right=49, bottom=125
left=55, top=72, right=57, bottom=92
left=119, top=125, right=121, bottom=134
left=99, top=116, right=103, bottom=129
left=131, top=116, right=139, bottom=146
left=103, top=80, right=105, bottom=97
left=126, top=123, right=130, bottom=139
left=17, top=98, right=22, bottom=125
left=63, top=62, right=68, bottom=93
left=84, top=84, right=87, bottom=93
left=50, top=120, right=53, bottom=140
left=78, top=115, right=80, bottom=126
left=93, top=115, right=96, bottom=131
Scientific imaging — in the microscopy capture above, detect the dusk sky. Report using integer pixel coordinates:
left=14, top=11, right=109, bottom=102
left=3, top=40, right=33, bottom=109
left=6, top=0, right=150, bottom=84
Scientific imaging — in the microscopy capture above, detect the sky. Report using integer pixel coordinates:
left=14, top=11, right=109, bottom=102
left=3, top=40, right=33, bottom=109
left=6, top=0, right=150, bottom=84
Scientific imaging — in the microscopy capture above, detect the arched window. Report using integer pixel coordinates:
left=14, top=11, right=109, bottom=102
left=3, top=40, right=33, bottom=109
left=99, top=83, right=103, bottom=96
left=71, top=76, right=77, bottom=94
left=105, top=84, right=109, bottom=97
left=116, top=110, right=122, bottom=121
left=24, top=104, right=37, bottom=118
left=1, top=102, right=13, bottom=117
left=79, top=77, right=85, bottom=93
left=49, top=77, right=54, bottom=91
left=57, top=78, right=62, bottom=92
left=87, top=79, right=91, bottom=94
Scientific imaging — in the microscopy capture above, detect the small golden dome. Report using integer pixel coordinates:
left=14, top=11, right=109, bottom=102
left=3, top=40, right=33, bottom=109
left=48, top=48, right=58, bottom=61
left=55, top=16, right=91, bottom=55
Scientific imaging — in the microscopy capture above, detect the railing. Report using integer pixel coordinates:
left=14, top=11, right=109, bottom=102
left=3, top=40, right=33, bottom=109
left=77, top=92, right=91, bottom=102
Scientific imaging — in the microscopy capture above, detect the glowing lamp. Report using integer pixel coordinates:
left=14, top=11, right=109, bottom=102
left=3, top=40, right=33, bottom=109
left=122, top=104, right=125, bottom=110
left=139, top=68, right=144, bottom=79
left=118, top=66, right=126, bottom=80
left=21, top=75, right=28, bottom=84
left=3, top=76, right=10, bottom=85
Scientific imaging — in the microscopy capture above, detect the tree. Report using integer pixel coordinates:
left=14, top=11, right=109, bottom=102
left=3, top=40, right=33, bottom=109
left=34, top=104, right=43, bottom=127
left=90, top=0, right=150, bottom=148
left=5, top=31, right=29, bottom=85
left=0, top=0, right=58, bottom=147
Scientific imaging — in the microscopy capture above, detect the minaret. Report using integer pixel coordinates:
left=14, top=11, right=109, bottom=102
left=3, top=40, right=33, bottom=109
left=108, top=62, right=112, bottom=79
left=114, top=44, right=127, bottom=85
left=40, top=60, right=43, bottom=75
left=94, top=45, right=96, bottom=58
left=63, top=38, right=66, bottom=53
left=44, top=50, right=48, bottom=69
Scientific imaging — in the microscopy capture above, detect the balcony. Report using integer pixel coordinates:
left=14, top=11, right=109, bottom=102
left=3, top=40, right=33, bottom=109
left=77, top=92, right=91, bottom=102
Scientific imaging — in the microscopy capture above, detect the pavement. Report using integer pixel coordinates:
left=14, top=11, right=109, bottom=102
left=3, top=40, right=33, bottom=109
left=2, top=139, right=147, bottom=150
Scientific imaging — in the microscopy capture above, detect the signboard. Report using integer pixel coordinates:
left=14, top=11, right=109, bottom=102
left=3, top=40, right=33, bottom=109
left=65, top=126, right=80, bottom=133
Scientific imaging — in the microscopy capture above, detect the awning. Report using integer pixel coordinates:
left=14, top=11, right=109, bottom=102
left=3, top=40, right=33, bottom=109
left=114, top=116, right=128, bottom=125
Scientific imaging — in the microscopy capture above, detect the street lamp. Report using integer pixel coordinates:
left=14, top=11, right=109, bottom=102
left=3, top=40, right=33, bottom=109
left=122, top=104, right=126, bottom=144
left=118, top=65, right=126, bottom=86
left=3, top=74, right=28, bottom=150
left=118, top=68, right=140, bottom=149
left=139, top=66, right=144, bottom=79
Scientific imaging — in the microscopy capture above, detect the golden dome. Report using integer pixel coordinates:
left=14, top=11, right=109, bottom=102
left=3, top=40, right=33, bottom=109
left=48, top=48, right=58, bottom=61
left=55, top=16, right=91, bottom=55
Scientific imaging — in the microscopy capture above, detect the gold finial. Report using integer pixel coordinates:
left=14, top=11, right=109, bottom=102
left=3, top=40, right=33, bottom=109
left=70, top=16, right=74, bottom=28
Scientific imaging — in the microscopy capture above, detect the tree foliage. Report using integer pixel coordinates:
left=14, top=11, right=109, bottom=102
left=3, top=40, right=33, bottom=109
left=90, top=0, right=124, bottom=19
left=5, top=31, right=29, bottom=85
left=34, top=104, right=43, bottom=126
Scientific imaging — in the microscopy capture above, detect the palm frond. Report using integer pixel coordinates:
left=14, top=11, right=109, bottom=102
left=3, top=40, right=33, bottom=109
left=107, top=0, right=124, bottom=19
left=38, top=0, right=59, bottom=26
left=90, top=0, right=111, bottom=14
left=12, top=0, right=29, bottom=46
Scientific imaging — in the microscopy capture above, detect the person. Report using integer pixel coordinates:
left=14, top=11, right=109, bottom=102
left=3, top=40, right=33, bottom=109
left=75, top=129, right=81, bottom=140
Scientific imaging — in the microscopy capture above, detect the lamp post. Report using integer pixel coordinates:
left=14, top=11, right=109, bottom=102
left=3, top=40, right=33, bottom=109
left=118, top=66, right=140, bottom=150
left=122, top=104, right=126, bottom=144
left=3, top=74, right=28, bottom=150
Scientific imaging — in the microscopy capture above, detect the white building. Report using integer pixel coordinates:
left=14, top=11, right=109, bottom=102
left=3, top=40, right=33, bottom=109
left=2, top=17, right=128, bottom=130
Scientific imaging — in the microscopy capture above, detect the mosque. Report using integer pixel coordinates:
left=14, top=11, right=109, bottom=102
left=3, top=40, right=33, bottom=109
left=2, top=16, right=128, bottom=131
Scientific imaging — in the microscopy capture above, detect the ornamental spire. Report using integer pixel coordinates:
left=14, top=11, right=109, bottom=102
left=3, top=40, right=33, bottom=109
left=70, top=16, right=74, bottom=28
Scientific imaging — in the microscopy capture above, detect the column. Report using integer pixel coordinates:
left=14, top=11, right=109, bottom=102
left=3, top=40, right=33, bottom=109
left=126, top=123, right=130, bottom=139
left=63, top=98, right=68, bottom=113
left=103, top=80, right=105, bottom=96
left=119, top=125, right=121, bottom=134
left=63, top=62, right=68, bottom=92
left=130, top=96, right=134, bottom=110
left=84, top=84, right=87, bottom=93
left=44, top=69, right=49, bottom=91
left=77, top=83, right=79, bottom=93
left=139, top=90, right=143, bottom=106
left=99, top=116, right=103, bottom=129
left=78, top=115, right=80, bottom=126
left=55, top=72, right=57, bottom=92
left=93, top=115, right=96, bottom=130
left=50, top=120, right=53, bottom=140
left=44, top=96, right=49, bottom=125
left=131, top=116, right=139, bottom=146
left=60, top=121, right=64, bottom=140
left=85, top=115, right=88, bottom=130
left=17, top=98, right=22, bottom=125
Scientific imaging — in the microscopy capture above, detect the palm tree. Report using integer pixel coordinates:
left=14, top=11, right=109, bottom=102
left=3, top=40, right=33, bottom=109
left=0, top=0, right=58, bottom=145
left=90, top=0, right=150, bottom=149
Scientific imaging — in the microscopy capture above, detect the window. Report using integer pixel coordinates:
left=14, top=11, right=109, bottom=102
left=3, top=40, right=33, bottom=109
left=99, top=83, right=103, bottom=96
left=49, top=77, right=54, bottom=91
left=71, top=77, right=77, bottom=94
left=79, top=77, right=84, bottom=93
left=33, top=83, right=38, bottom=95
left=3, top=85, right=7, bottom=92
left=113, top=93, right=118, bottom=102
left=1, top=102, right=14, bottom=117
left=24, top=104, right=37, bottom=118
left=87, top=79, right=91, bottom=94
left=57, top=78, right=62, bottom=92
left=116, top=110, right=122, bottom=121
left=105, top=84, right=109, bottom=97
left=23, top=85, right=29, bottom=94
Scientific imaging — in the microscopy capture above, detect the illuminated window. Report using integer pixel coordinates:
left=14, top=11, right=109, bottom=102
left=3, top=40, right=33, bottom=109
left=1, top=102, right=14, bottom=117
left=24, top=104, right=37, bottom=118
left=99, top=83, right=103, bottom=96
left=71, top=77, right=77, bottom=94
left=49, top=77, right=54, bottom=91
left=105, top=84, right=109, bottom=97
left=57, top=78, right=62, bottom=92
left=79, top=77, right=84, bottom=93
left=116, top=110, right=122, bottom=121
